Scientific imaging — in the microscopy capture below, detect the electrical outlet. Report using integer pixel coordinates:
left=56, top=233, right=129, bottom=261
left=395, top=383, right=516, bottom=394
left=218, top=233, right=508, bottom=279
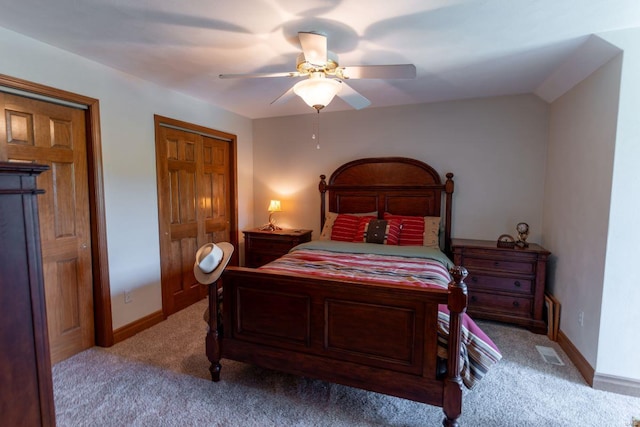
left=578, top=311, right=584, bottom=327
left=124, top=290, right=132, bottom=304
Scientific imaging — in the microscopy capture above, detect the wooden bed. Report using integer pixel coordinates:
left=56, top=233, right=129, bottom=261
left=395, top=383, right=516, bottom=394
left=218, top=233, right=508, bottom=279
left=207, top=157, right=470, bottom=426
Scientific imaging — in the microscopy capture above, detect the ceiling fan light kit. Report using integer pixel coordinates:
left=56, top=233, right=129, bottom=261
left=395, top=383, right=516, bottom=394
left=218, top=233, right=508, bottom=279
left=219, top=32, right=416, bottom=112
left=293, top=73, right=342, bottom=111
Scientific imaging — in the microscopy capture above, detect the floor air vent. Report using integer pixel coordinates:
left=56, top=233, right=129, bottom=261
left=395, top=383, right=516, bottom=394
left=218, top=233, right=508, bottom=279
left=536, top=345, right=564, bottom=366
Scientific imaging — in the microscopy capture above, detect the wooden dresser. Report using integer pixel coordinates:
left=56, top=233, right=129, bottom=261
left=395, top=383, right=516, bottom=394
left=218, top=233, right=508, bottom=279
left=243, top=228, right=312, bottom=267
left=0, top=163, right=55, bottom=426
left=452, top=238, right=550, bottom=334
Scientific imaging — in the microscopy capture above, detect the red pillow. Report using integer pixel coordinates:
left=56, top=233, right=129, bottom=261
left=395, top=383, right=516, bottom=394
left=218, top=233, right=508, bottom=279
left=383, top=213, right=424, bottom=246
left=353, top=217, right=400, bottom=245
left=331, top=214, right=375, bottom=241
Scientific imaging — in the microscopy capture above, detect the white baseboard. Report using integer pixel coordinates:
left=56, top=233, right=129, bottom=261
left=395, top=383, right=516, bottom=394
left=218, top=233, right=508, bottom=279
left=593, top=372, right=640, bottom=398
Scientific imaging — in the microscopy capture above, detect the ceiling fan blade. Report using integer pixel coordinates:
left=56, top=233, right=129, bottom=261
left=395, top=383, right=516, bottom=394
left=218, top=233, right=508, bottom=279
left=337, top=81, right=371, bottom=110
left=270, top=86, right=296, bottom=105
left=340, top=64, right=416, bottom=79
left=298, top=32, right=327, bottom=66
left=219, top=71, right=300, bottom=79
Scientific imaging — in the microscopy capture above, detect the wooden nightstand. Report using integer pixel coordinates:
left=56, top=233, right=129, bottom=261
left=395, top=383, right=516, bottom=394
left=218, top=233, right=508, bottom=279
left=243, top=228, right=312, bottom=268
left=451, top=238, right=550, bottom=334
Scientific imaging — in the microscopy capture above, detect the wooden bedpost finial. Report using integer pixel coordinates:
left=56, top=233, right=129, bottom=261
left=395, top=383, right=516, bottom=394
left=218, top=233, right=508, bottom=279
left=319, top=174, right=326, bottom=193
left=445, top=173, right=454, bottom=194
left=448, top=266, right=468, bottom=314
left=449, top=265, right=467, bottom=284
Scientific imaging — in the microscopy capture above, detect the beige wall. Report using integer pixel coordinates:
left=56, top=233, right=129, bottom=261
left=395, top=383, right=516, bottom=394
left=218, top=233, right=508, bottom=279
left=543, top=54, right=620, bottom=367
left=597, top=28, right=640, bottom=388
left=0, top=26, right=255, bottom=329
left=253, top=95, right=549, bottom=243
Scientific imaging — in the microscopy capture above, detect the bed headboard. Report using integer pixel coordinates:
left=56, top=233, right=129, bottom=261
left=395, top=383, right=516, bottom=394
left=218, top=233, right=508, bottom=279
left=319, top=157, right=454, bottom=254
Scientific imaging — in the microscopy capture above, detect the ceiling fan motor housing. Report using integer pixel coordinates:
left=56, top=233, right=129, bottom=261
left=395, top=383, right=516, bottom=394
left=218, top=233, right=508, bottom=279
left=296, top=52, right=339, bottom=76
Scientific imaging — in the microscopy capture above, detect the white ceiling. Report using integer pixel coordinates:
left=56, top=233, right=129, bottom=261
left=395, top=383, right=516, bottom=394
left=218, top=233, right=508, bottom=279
left=1, top=0, right=639, bottom=119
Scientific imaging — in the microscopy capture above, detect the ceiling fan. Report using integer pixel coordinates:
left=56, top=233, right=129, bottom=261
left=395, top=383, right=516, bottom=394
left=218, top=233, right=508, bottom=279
left=219, top=32, right=416, bottom=111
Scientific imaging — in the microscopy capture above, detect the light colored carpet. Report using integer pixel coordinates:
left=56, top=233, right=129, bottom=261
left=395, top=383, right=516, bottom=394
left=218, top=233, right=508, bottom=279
left=53, top=299, right=639, bottom=426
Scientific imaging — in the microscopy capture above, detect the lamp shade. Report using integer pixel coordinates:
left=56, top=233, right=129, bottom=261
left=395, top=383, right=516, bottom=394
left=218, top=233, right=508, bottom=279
left=293, top=75, right=342, bottom=110
left=267, top=199, right=281, bottom=212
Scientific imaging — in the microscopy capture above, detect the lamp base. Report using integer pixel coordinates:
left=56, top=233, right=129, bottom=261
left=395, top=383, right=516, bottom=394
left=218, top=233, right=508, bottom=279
left=259, top=212, right=281, bottom=231
left=259, top=222, right=282, bottom=231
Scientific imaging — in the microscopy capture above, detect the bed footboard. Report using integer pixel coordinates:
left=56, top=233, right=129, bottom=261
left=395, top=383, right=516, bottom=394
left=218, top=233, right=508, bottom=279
left=206, top=266, right=468, bottom=426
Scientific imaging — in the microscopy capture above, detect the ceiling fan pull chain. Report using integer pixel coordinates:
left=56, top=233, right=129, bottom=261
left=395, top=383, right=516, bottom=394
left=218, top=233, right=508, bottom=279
left=312, top=110, right=320, bottom=149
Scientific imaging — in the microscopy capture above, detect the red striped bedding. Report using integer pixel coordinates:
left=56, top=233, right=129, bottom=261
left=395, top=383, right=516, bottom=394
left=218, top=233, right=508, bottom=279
left=259, top=240, right=502, bottom=389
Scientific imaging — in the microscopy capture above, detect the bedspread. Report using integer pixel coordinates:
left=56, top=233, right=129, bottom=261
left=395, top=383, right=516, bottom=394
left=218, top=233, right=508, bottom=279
left=259, top=240, right=502, bottom=389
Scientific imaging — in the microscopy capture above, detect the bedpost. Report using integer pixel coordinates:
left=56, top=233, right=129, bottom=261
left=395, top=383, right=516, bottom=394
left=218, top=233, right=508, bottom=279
left=444, top=173, right=454, bottom=256
left=206, top=280, right=222, bottom=382
left=319, top=174, right=327, bottom=230
left=443, top=266, right=467, bottom=427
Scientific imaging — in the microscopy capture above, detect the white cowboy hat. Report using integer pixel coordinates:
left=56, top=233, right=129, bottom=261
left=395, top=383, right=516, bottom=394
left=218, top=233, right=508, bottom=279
left=193, top=242, right=234, bottom=285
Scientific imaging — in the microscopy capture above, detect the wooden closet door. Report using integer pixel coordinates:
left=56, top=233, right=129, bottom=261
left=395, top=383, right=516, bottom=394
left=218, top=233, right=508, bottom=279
left=155, top=118, right=235, bottom=316
left=201, top=136, right=231, bottom=244
left=1, top=92, right=94, bottom=364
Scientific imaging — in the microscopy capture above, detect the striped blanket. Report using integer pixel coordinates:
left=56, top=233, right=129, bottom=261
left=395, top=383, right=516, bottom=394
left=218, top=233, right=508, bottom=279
left=259, top=240, right=502, bottom=389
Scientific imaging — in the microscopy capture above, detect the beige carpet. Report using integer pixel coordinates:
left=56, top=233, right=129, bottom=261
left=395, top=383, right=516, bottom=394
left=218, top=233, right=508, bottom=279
left=53, top=299, right=640, bottom=426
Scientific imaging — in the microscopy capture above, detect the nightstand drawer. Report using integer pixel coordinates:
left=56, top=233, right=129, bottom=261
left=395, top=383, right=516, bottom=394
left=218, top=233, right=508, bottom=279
left=243, top=229, right=312, bottom=268
left=467, top=274, right=533, bottom=294
left=462, top=257, right=534, bottom=274
left=469, top=291, right=532, bottom=317
left=247, top=238, right=297, bottom=254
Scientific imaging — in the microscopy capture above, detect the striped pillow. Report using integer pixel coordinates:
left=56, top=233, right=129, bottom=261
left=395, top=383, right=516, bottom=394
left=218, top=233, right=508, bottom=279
left=383, top=213, right=425, bottom=246
left=320, top=211, right=378, bottom=241
left=331, top=214, right=376, bottom=241
left=353, top=218, right=400, bottom=245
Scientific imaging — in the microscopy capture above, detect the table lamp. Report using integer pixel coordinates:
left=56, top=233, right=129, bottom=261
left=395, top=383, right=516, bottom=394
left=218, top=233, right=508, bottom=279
left=260, top=199, right=282, bottom=231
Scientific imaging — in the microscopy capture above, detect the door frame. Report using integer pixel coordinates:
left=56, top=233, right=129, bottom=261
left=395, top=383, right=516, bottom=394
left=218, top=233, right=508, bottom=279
left=0, top=74, right=114, bottom=347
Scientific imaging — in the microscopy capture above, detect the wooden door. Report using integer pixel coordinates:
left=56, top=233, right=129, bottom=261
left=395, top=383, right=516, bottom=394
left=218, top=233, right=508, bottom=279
left=155, top=116, right=236, bottom=316
left=1, top=92, right=94, bottom=364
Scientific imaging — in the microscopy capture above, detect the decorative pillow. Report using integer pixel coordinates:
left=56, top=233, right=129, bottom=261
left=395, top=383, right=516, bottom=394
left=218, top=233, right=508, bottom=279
left=423, top=216, right=441, bottom=248
left=320, top=211, right=377, bottom=241
left=330, top=214, right=376, bottom=242
left=319, top=212, right=338, bottom=240
left=353, top=218, right=400, bottom=245
left=383, top=213, right=425, bottom=246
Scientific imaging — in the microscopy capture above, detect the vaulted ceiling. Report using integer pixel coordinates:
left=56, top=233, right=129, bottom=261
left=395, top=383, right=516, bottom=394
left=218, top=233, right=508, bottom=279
left=0, top=0, right=638, bottom=118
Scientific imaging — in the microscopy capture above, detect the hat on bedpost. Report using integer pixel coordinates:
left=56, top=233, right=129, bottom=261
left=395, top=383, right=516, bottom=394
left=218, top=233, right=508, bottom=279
left=193, top=242, right=234, bottom=285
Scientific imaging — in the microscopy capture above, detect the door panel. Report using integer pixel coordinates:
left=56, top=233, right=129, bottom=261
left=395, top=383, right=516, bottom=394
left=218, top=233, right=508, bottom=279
left=161, top=127, right=203, bottom=313
left=156, top=119, right=235, bottom=316
left=203, top=137, right=230, bottom=243
left=2, top=93, right=94, bottom=364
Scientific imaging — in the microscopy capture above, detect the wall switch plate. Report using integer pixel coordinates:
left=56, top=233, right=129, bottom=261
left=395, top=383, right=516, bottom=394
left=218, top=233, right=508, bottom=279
left=124, top=290, right=132, bottom=304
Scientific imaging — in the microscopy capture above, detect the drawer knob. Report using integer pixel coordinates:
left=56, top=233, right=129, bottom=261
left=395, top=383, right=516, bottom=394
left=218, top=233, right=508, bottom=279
left=471, top=296, right=477, bottom=303
left=513, top=301, right=520, bottom=307
left=471, top=276, right=478, bottom=283
left=514, top=281, right=521, bottom=287
left=494, top=261, right=500, bottom=267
